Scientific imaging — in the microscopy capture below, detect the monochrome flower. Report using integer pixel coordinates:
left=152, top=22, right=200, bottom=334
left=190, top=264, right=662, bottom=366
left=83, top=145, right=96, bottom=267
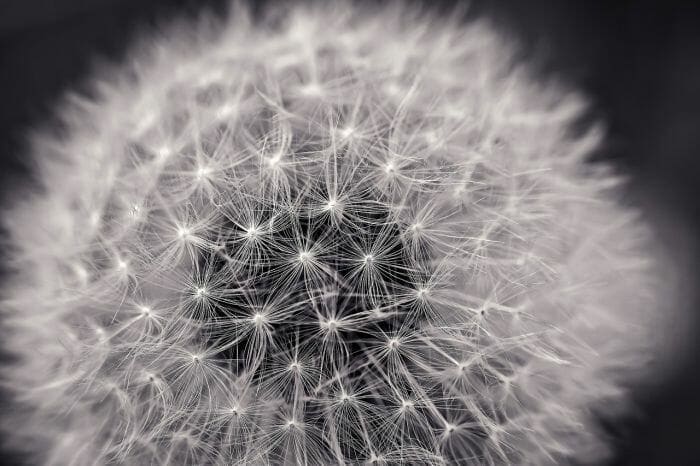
left=1, top=2, right=660, bottom=464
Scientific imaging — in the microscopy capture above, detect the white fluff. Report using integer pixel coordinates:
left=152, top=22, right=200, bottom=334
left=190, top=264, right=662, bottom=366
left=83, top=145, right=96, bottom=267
left=1, top=2, right=661, bottom=464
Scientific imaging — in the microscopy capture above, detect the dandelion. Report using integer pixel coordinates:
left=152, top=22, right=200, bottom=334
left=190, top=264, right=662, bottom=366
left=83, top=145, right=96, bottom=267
left=1, top=1, right=664, bottom=465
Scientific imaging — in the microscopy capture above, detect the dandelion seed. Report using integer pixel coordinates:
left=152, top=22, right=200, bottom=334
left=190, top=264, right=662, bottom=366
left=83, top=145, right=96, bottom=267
left=156, top=145, right=172, bottom=161
left=285, top=418, right=298, bottom=429
left=384, top=161, right=396, bottom=175
left=216, top=103, right=235, bottom=119
left=177, top=226, right=191, bottom=240
left=325, top=198, right=338, bottom=211
left=127, top=204, right=140, bottom=219
left=425, top=131, right=439, bottom=146
left=387, top=337, right=400, bottom=350
left=89, top=211, right=101, bottom=228
left=298, top=250, right=312, bottom=264
left=322, top=318, right=338, bottom=332
left=384, top=82, right=401, bottom=96
left=338, top=126, right=354, bottom=139
left=195, top=166, right=211, bottom=180
left=266, top=154, right=281, bottom=168
left=300, top=82, right=323, bottom=96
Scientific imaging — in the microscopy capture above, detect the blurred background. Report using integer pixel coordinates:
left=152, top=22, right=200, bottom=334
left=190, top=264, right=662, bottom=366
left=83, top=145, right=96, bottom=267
left=1, top=0, right=698, bottom=464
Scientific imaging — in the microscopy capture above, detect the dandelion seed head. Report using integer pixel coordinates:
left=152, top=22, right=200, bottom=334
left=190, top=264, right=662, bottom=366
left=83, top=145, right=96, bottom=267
left=0, top=2, right=669, bottom=465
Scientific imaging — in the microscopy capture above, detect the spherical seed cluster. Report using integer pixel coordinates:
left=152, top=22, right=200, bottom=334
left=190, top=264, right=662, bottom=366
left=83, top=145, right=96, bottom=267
left=1, top=2, right=658, bottom=465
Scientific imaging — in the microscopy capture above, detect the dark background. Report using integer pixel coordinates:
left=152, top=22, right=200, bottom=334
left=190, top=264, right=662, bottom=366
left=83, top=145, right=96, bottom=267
left=0, top=0, right=698, bottom=464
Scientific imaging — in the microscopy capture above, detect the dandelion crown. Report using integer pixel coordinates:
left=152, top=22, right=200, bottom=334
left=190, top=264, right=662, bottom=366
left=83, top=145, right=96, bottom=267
left=1, top=2, right=661, bottom=465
